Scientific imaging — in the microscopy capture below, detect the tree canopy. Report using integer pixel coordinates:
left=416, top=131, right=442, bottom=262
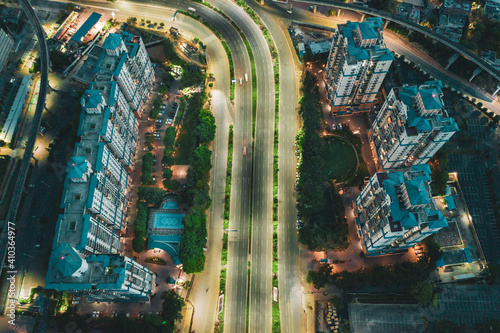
left=195, top=109, right=216, bottom=143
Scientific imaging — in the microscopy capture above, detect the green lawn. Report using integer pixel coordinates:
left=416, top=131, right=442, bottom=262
left=322, top=137, right=357, bottom=181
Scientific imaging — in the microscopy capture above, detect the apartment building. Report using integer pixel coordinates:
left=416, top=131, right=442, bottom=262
left=484, top=0, right=500, bottom=21
left=325, top=17, right=394, bottom=116
left=369, top=80, right=458, bottom=170
left=74, top=31, right=155, bottom=116
left=0, top=27, right=14, bottom=72
left=434, top=0, right=471, bottom=42
left=354, top=165, right=448, bottom=256
left=47, top=31, right=156, bottom=301
left=46, top=243, right=155, bottom=302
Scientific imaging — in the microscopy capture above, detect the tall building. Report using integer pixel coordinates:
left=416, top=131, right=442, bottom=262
left=354, top=165, right=448, bottom=256
left=0, top=27, right=14, bottom=73
left=46, top=243, right=155, bottom=302
left=325, top=17, right=394, bottom=116
left=369, top=80, right=458, bottom=170
left=47, top=31, right=156, bottom=301
left=74, top=31, right=155, bottom=116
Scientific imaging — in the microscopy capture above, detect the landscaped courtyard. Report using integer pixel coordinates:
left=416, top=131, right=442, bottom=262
left=322, top=136, right=358, bottom=181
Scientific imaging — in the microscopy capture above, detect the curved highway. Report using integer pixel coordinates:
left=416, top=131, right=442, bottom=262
left=292, top=0, right=500, bottom=81
left=0, top=0, right=49, bottom=274
left=204, top=0, right=276, bottom=331
left=240, top=1, right=305, bottom=332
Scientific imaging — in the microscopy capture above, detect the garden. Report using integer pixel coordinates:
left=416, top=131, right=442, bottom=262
left=322, top=136, right=358, bottom=182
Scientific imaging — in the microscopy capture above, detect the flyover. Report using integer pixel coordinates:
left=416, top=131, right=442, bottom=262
left=0, top=0, right=49, bottom=278
left=289, top=0, right=500, bottom=82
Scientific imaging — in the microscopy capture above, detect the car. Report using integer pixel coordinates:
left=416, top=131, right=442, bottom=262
left=145, top=132, right=152, bottom=135
left=126, top=313, right=130, bottom=317
left=72, top=300, right=79, bottom=305
left=152, top=168, right=157, bottom=172
left=35, top=236, right=43, bottom=248
left=243, top=146, right=247, bottom=156
left=239, top=78, right=243, bottom=84
left=28, top=184, right=35, bottom=188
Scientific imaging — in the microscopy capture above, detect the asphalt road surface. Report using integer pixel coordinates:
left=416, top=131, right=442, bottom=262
left=205, top=0, right=276, bottom=331
left=244, top=1, right=306, bottom=332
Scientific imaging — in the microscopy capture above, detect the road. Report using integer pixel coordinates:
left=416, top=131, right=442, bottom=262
left=202, top=0, right=277, bottom=331
left=274, top=3, right=500, bottom=116
left=243, top=1, right=305, bottom=332
left=0, top=0, right=49, bottom=315
left=165, top=14, right=232, bottom=333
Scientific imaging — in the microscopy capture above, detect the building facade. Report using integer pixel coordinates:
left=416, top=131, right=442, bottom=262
left=434, top=0, right=471, bottom=42
left=0, top=27, right=14, bottom=73
left=369, top=80, right=458, bottom=170
left=325, top=17, right=394, bottom=116
left=47, top=31, right=156, bottom=301
left=74, top=31, right=155, bottom=116
left=354, top=165, right=448, bottom=256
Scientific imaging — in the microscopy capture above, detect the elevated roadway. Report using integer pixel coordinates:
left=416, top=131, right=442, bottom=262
left=290, top=0, right=500, bottom=82
left=0, top=0, right=49, bottom=281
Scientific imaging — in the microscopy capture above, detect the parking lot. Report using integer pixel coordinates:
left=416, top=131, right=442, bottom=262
left=431, top=285, right=500, bottom=325
left=348, top=303, right=425, bottom=333
left=348, top=285, right=500, bottom=332
left=448, top=154, right=500, bottom=263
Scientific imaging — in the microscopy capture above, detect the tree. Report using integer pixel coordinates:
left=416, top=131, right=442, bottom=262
left=196, top=109, right=216, bottom=143
left=164, top=127, right=177, bottom=147
left=182, top=208, right=206, bottom=229
left=163, top=167, right=173, bottom=180
left=306, top=264, right=333, bottom=289
left=144, top=313, right=163, bottom=327
left=193, top=145, right=212, bottom=176
left=192, top=188, right=211, bottom=210
left=133, top=236, right=145, bottom=253
left=168, top=180, right=180, bottom=191
left=146, top=19, right=151, bottom=24
left=409, top=281, right=433, bottom=304
left=160, top=22, right=165, bottom=27
left=150, top=107, right=160, bottom=119
left=328, top=9, right=336, bottom=16
left=193, top=37, right=199, bottom=44
left=138, top=186, right=166, bottom=206
left=161, top=290, right=185, bottom=326
left=162, top=153, right=175, bottom=167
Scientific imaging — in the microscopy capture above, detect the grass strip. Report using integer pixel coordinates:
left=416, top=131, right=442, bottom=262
left=215, top=125, right=233, bottom=332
